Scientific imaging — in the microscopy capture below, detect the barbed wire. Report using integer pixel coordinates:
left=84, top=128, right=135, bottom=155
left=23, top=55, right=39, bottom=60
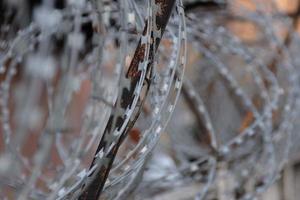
left=0, top=0, right=300, bottom=200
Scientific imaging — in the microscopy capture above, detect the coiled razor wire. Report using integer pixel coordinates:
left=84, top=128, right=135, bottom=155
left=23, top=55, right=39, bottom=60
left=1, top=0, right=300, bottom=200
left=134, top=1, right=300, bottom=199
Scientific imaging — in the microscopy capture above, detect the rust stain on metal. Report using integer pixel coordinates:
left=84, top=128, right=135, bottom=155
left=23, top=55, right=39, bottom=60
left=78, top=1, right=177, bottom=199
left=127, top=43, right=145, bottom=78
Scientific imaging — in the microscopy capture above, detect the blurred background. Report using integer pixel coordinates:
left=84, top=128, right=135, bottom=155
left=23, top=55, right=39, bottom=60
left=1, top=0, right=300, bottom=199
